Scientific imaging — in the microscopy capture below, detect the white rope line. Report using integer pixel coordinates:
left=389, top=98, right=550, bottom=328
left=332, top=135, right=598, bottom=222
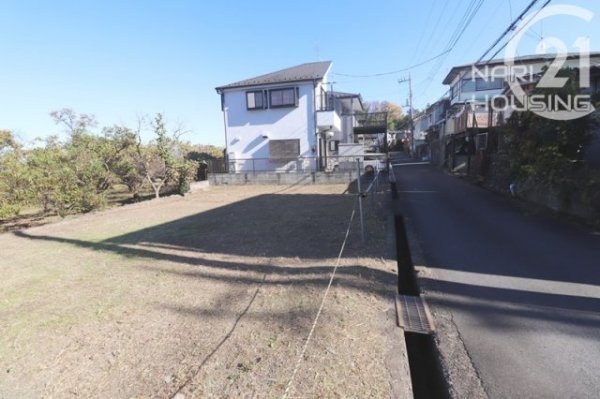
left=365, top=170, right=381, bottom=194
left=281, top=196, right=359, bottom=399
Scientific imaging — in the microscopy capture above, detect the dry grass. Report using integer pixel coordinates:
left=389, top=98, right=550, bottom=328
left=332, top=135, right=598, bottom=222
left=0, top=183, right=404, bottom=398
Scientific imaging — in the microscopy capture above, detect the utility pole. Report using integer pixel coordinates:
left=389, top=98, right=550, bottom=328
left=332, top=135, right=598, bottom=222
left=398, top=74, right=414, bottom=155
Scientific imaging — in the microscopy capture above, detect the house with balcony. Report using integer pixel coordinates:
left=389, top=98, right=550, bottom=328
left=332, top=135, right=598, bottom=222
left=214, top=61, right=365, bottom=174
left=441, top=52, right=600, bottom=173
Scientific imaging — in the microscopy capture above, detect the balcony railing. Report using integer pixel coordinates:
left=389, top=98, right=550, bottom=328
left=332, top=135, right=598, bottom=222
left=207, top=155, right=387, bottom=175
left=354, top=111, right=388, bottom=134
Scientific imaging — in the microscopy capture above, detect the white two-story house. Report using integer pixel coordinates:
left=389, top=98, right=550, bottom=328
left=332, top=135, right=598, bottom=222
left=215, top=61, right=363, bottom=173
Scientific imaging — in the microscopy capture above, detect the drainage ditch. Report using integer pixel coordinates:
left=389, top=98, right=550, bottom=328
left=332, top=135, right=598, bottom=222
left=395, top=214, right=450, bottom=399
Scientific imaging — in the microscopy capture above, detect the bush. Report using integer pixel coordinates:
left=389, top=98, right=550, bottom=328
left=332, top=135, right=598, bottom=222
left=176, top=159, right=199, bottom=195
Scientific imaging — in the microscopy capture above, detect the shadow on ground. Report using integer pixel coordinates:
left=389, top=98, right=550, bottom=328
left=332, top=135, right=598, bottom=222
left=14, top=191, right=396, bottom=298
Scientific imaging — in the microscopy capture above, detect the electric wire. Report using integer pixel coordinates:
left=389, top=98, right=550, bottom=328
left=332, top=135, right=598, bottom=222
left=476, top=0, right=547, bottom=63
left=421, top=0, right=451, bottom=59
left=333, top=0, right=482, bottom=79
left=484, top=0, right=552, bottom=63
left=425, top=0, right=553, bottom=109
left=333, top=49, right=452, bottom=78
left=421, top=0, right=485, bottom=97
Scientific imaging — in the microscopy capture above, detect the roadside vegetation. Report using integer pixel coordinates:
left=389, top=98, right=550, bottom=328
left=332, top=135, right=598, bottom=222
left=487, top=69, right=600, bottom=223
left=0, top=109, right=223, bottom=225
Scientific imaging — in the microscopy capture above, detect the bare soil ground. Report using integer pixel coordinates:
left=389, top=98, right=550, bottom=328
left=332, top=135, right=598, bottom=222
left=0, top=183, right=408, bottom=398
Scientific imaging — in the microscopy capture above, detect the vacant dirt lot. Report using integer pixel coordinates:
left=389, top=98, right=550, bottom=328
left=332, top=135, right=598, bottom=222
left=0, top=183, right=408, bottom=398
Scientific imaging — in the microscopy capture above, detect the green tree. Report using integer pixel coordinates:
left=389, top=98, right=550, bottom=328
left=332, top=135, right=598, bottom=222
left=102, top=125, right=144, bottom=196
left=502, top=67, right=596, bottom=208
left=48, top=109, right=141, bottom=208
left=0, top=131, right=30, bottom=218
left=176, top=159, right=200, bottom=195
left=136, top=114, right=198, bottom=198
left=2, top=111, right=204, bottom=220
left=27, top=137, right=80, bottom=216
left=50, top=108, right=96, bottom=137
left=0, top=130, right=18, bottom=153
left=363, top=101, right=405, bottom=130
left=50, top=109, right=111, bottom=212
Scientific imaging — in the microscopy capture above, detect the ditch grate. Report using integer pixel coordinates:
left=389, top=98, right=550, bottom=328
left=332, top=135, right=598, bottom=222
left=395, top=294, right=435, bottom=335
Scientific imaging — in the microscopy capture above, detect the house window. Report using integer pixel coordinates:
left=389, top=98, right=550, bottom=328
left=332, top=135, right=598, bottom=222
left=476, top=78, right=504, bottom=91
left=450, top=84, right=460, bottom=102
left=328, top=140, right=339, bottom=152
left=462, top=78, right=504, bottom=92
left=318, top=87, right=328, bottom=111
left=268, top=139, right=300, bottom=159
left=461, top=79, right=476, bottom=92
left=269, top=87, right=298, bottom=108
left=246, top=90, right=266, bottom=110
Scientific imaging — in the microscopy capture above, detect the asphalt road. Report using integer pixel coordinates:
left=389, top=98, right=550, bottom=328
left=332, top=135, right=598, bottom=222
left=390, top=158, right=600, bottom=399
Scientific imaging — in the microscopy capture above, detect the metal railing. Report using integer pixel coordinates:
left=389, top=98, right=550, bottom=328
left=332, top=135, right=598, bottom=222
left=354, top=111, right=388, bottom=132
left=207, top=155, right=388, bottom=175
left=211, top=157, right=316, bottom=174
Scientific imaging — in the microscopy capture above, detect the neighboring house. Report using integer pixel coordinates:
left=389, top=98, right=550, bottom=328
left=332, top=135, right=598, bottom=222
left=412, top=111, right=429, bottom=159
left=439, top=52, right=600, bottom=172
left=424, top=99, right=450, bottom=165
left=215, top=62, right=365, bottom=173
left=443, top=52, right=600, bottom=105
left=411, top=99, right=450, bottom=162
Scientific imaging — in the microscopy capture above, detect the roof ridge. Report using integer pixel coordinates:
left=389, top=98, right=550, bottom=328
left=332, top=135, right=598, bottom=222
left=216, top=61, right=332, bottom=92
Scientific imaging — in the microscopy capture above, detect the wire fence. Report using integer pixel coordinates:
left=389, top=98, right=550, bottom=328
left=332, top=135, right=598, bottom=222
left=207, top=155, right=389, bottom=175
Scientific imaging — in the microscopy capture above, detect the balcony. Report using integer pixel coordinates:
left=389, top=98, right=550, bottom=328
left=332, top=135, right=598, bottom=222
left=316, top=109, right=342, bottom=133
left=354, top=111, right=388, bottom=135
left=446, top=104, right=495, bottom=135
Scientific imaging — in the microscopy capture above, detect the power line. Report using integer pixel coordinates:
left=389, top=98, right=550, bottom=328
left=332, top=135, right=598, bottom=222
left=445, top=0, right=485, bottom=52
left=332, top=49, right=451, bottom=78
left=419, top=0, right=451, bottom=60
left=422, top=0, right=553, bottom=109
left=422, top=0, right=485, bottom=93
left=484, top=0, right=552, bottom=63
left=476, top=0, right=548, bottom=63
left=410, top=3, right=435, bottom=65
left=333, top=0, right=482, bottom=79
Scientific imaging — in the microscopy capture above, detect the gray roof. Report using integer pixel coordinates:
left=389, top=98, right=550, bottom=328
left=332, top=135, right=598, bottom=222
left=215, top=61, right=332, bottom=92
left=442, top=52, right=600, bottom=85
left=331, top=91, right=364, bottom=112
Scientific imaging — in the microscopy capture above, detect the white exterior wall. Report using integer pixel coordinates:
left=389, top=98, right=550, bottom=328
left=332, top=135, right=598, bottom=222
left=340, top=115, right=354, bottom=143
left=222, top=82, right=316, bottom=171
left=413, top=114, right=429, bottom=144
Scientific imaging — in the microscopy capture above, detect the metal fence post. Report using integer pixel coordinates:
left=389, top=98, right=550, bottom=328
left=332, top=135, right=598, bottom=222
left=357, top=158, right=365, bottom=244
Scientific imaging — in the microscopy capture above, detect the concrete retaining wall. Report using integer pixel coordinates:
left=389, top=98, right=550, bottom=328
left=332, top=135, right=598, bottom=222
left=208, top=171, right=359, bottom=186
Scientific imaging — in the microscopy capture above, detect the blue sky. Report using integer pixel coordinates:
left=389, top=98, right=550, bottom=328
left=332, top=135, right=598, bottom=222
left=1, top=0, right=599, bottom=146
